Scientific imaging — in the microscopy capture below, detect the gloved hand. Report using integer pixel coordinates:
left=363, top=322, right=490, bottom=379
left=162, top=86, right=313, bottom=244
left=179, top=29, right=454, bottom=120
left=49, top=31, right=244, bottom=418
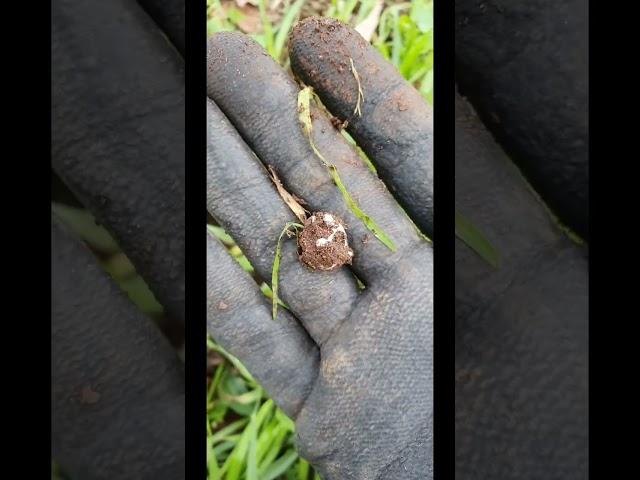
left=206, top=17, right=433, bottom=480
left=454, top=2, right=588, bottom=478
left=454, top=92, right=587, bottom=479
left=455, top=0, right=588, bottom=239
left=52, top=1, right=185, bottom=478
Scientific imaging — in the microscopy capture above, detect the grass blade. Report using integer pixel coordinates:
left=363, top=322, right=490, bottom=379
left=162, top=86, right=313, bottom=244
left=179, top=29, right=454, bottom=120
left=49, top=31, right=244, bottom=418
left=207, top=434, right=222, bottom=479
left=210, top=418, right=250, bottom=444
left=261, top=450, right=300, bottom=480
left=208, top=363, right=225, bottom=406
left=219, top=387, right=263, bottom=405
left=455, top=210, right=500, bottom=268
left=297, top=87, right=396, bottom=252
left=223, top=421, right=252, bottom=480
left=257, top=424, right=289, bottom=472
left=213, top=440, right=238, bottom=457
left=52, top=203, right=120, bottom=254
left=391, top=9, right=402, bottom=67
left=410, top=0, right=433, bottom=33
left=272, top=222, right=303, bottom=319
left=328, top=165, right=396, bottom=251
left=207, top=224, right=235, bottom=246
left=258, top=0, right=275, bottom=57
left=246, top=415, right=258, bottom=480
left=297, top=458, right=311, bottom=480
left=341, top=130, right=378, bottom=174
left=399, top=33, right=432, bottom=77
left=208, top=341, right=256, bottom=383
left=273, top=0, right=306, bottom=61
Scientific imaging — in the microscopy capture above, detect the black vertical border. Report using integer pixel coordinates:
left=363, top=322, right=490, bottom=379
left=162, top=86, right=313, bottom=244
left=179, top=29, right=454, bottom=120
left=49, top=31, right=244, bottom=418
left=433, top=0, right=455, bottom=478
left=185, top=1, right=207, bottom=478
left=586, top=3, right=598, bottom=476
left=587, top=3, right=592, bottom=476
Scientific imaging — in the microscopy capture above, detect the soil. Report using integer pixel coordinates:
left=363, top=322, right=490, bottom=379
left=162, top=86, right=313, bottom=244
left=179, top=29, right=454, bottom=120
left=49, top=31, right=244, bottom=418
left=218, top=1, right=332, bottom=35
left=330, top=116, right=348, bottom=131
left=298, top=212, right=353, bottom=271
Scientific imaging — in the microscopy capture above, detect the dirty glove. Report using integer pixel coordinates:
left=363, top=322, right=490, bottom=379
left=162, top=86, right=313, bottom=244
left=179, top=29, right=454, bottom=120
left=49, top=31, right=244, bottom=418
left=206, top=18, right=433, bottom=480
left=455, top=0, right=588, bottom=238
left=454, top=1, right=588, bottom=477
left=52, top=1, right=185, bottom=478
left=454, top=92, right=588, bottom=479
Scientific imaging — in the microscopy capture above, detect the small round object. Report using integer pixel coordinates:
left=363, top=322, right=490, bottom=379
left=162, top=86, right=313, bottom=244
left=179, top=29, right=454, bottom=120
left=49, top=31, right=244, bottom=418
left=298, top=212, right=354, bottom=271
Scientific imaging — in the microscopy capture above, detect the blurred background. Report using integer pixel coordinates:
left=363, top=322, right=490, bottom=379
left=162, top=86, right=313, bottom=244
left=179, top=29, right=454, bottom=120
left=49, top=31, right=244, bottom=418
left=206, top=1, right=433, bottom=479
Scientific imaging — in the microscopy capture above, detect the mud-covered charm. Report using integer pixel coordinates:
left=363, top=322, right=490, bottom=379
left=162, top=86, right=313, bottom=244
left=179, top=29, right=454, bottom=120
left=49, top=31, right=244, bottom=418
left=298, top=212, right=354, bottom=271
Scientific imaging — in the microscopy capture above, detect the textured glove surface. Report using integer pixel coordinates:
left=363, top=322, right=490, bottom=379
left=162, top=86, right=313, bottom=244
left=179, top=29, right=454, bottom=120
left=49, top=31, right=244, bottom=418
left=52, top=1, right=186, bottom=478
left=207, top=19, right=434, bottom=480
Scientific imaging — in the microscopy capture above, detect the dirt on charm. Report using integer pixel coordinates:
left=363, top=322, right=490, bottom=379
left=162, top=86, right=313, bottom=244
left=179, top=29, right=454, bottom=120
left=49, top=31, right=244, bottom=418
left=298, top=212, right=354, bottom=271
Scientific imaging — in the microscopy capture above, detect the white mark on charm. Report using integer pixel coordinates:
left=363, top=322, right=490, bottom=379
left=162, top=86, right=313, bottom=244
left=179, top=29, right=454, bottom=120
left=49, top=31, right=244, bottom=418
left=316, top=223, right=348, bottom=247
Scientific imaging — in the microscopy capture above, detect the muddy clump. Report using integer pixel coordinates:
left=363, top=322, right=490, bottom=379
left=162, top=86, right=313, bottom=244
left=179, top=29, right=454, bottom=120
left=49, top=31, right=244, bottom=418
left=298, top=212, right=353, bottom=271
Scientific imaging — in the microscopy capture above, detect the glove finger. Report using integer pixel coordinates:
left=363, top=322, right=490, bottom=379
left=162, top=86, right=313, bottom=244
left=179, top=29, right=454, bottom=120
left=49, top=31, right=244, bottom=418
left=52, top=0, right=185, bottom=325
left=455, top=93, right=587, bottom=478
left=207, top=98, right=359, bottom=345
left=455, top=0, right=588, bottom=238
left=207, top=232, right=319, bottom=418
left=52, top=218, right=184, bottom=480
left=289, top=17, right=433, bottom=237
left=137, top=0, right=185, bottom=55
left=207, top=33, right=427, bottom=287
left=455, top=92, right=576, bottom=305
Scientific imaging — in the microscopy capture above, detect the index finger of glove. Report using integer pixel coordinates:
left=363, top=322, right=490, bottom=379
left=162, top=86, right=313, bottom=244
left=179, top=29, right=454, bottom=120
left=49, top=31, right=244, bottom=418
left=136, top=0, right=185, bottom=54
left=52, top=0, right=185, bottom=324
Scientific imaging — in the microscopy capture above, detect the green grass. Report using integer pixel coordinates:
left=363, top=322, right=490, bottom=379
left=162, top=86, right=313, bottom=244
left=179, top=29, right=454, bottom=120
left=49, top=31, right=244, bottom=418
left=372, top=1, right=434, bottom=103
left=207, top=1, right=434, bottom=478
left=207, top=340, right=320, bottom=480
left=53, top=203, right=166, bottom=318
left=271, top=222, right=303, bottom=320
left=297, top=86, right=397, bottom=252
left=455, top=210, right=500, bottom=268
left=208, top=225, right=315, bottom=478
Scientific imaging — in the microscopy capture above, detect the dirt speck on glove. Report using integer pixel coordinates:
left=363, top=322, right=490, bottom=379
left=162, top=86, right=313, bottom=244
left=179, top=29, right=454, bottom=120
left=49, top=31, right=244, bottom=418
left=299, top=212, right=353, bottom=271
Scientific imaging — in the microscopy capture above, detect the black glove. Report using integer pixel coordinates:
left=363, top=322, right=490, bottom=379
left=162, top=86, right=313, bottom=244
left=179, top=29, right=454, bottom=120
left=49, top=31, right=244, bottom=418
left=206, top=17, right=433, bottom=480
left=454, top=92, right=587, bottom=479
left=454, top=2, right=588, bottom=477
left=52, top=1, right=185, bottom=478
left=455, top=0, right=588, bottom=239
